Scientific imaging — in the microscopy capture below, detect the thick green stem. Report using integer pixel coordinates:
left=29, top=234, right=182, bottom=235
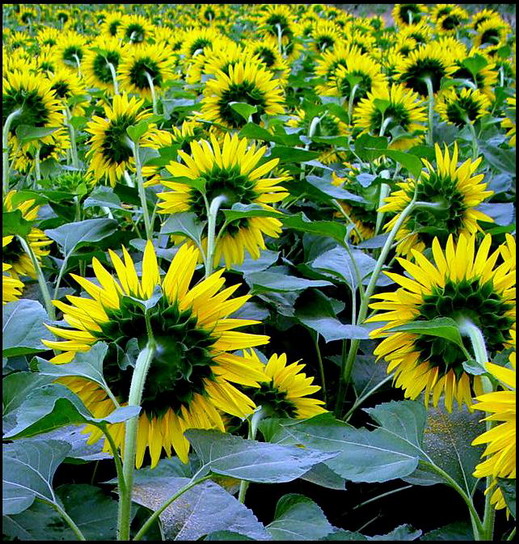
left=347, top=84, right=359, bottom=123
left=117, top=341, right=156, bottom=541
left=378, top=116, right=393, bottom=138
left=335, top=190, right=419, bottom=417
left=102, top=425, right=126, bottom=497
left=34, top=146, right=41, bottom=182
left=424, top=77, right=435, bottom=146
left=375, top=183, right=391, bottom=236
left=3, top=108, right=22, bottom=195
left=63, top=106, right=79, bottom=169
left=128, top=139, right=153, bottom=241
left=238, top=408, right=265, bottom=504
left=17, top=236, right=55, bottom=321
left=51, top=501, right=87, bottom=541
left=133, top=475, right=212, bottom=541
left=205, top=195, right=227, bottom=278
left=312, top=332, right=327, bottom=404
left=144, top=71, right=158, bottom=115
left=106, top=61, right=119, bottom=95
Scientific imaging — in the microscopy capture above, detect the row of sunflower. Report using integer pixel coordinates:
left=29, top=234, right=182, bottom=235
left=2, top=3, right=516, bottom=541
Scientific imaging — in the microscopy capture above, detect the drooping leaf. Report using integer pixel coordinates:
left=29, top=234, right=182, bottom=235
left=246, top=270, right=332, bottom=294
left=222, top=203, right=283, bottom=223
left=83, top=186, right=123, bottom=210
left=421, top=521, right=475, bottom=541
left=387, top=317, right=465, bottom=350
left=281, top=213, right=349, bottom=244
left=2, top=210, right=34, bottom=238
left=266, top=494, right=334, bottom=541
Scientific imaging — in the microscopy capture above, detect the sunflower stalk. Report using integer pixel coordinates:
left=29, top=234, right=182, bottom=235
left=424, top=77, right=435, bottom=146
left=144, top=71, right=158, bottom=115
left=238, top=407, right=266, bottom=504
left=17, top=235, right=56, bottom=321
left=63, top=106, right=80, bottom=169
left=2, top=108, right=22, bottom=195
left=205, top=194, right=228, bottom=278
left=275, top=23, right=284, bottom=55
left=117, top=338, right=156, bottom=541
left=34, top=146, right=42, bottom=182
left=127, top=139, right=153, bottom=241
left=378, top=115, right=393, bottom=138
left=106, top=60, right=119, bottom=95
left=464, top=116, right=480, bottom=160
left=50, top=501, right=87, bottom=541
left=347, top=84, right=359, bottom=124
left=334, top=187, right=419, bottom=417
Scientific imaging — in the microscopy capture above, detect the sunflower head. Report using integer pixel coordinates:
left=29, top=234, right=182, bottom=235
left=436, top=87, right=491, bottom=127
left=380, top=142, right=494, bottom=257
left=83, top=37, right=128, bottom=93
left=43, top=241, right=270, bottom=467
left=392, top=4, right=429, bottom=27
left=501, top=95, right=516, bottom=147
left=2, top=262, right=24, bottom=304
left=368, top=233, right=516, bottom=411
left=117, top=14, right=155, bottom=45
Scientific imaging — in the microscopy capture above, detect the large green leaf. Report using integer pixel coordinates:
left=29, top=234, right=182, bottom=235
left=185, top=429, right=339, bottom=483
left=222, top=203, right=283, bottom=223
left=3, top=210, right=34, bottom=238
left=421, top=521, right=474, bottom=541
left=266, top=494, right=334, bottom=541
left=44, top=218, right=118, bottom=258
left=3, top=300, right=55, bottom=357
left=497, top=478, right=516, bottom=519
left=387, top=317, right=465, bottom=350
left=281, top=213, right=349, bottom=244
left=132, top=477, right=271, bottom=541
left=4, top=383, right=140, bottom=439
left=83, top=186, right=123, bottom=210
left=245, top=270, right=332, bottom=294
left=269, top=146, right=320, bottom=163
left=3, top=439, right=71, bottom=515
left=160, top=212, right=205, bottom=247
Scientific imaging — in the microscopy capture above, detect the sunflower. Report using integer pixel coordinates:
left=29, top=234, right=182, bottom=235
left=199, top=61, right=285, bottom=131
left=2, top=70, right=63, bottom=149
left=501, top=95, right=516, bottom=147
left=54, top=31, right=88, bottom=73
left=435, top=7, right=469, bottom=35
left=314, top=43, right=364, bottom=86
left=3, top=190, right=52, bottom=280
left=36, top=26, right=61, bottom=48
left=258, top=4, right=297, bottom=42
left=85, top=93, right=172, bottom=187
left=2, top=263, right=24, bottom=304
left=392, top=4, right=429, bottom=27
left=472, top=330, right=516, bottom=512
left=471, top=9, right=501, bottom=32
left=101, top=11, right=125, bottom=38
left=367, top=233, right=516, bottom=411
left=436, top=87, right=491, bottom=127
left=158, top=133, right=290, bottom=268
left=397, top=21, right=432, bottom=48
left=242, top=350, right=327, bottom=419
left=180, top=26, right=227, bottom=60
left=309, top=20, right=343, bottom=54
left=45, top=67, right=88, bottom=117
left=473, top=17, right=511, bottom=52
left=83, top=37, right=128, bottom=94
left=353, top=83, right=427, bottom=150
left=380, top=143, right=494, bottom=257
left=116, top=14, right=155, bottom=45
left=118, top=43, right=175, bottom=100
left=42, top=241, right=269, bottom=467
left=395, top=42, right=457, bottom=96
left=449, top=48, right=498, bottom=99
left=244, top=40, right=290, bottom=80
left=17, top=6, right=37, bottom=27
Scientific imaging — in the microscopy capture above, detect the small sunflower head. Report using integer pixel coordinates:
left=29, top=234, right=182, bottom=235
left=392, top=4, right=429, bottom=27
left=436, top=87, right=491, bottom=127
left=2, top=262, right=24, bottom=304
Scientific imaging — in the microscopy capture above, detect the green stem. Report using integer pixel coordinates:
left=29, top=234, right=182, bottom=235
left=34, top=146, right=41, bottom=182
left=374, top=183, right=391, bottom=236
left=117, top=341, right=156, bottom=541
left=106, top=61, right=119, bottom=95
left=50, top=501, right=87, bottom=541
left=17, top=236, right=56, bottom=321
left=332, top=199, right=364, bottom=245
left=205, top=195, right=227, bottom=278
left=101, top=425, right=126, bottom=497
left=312, top=332, right=327, bottom=405
left=238, top=408, right=265, bottom=504
left=3, top=108, right=22, bottom=195
left=464, top=118, right=480, bottom=161
left=63, top=106, right=79, bottom=169
left=144, top=71, right=158, bottom=115
left=133, top=475, right=212, bottom=541
left=506, top=527, right=516, bottom=541
left=335, top=189, right=419, bottom=417
left=129, top=139, right=153, bottom=241
left=378, top=116, right=393, bottom=138
left=343, top=373, right=394, bottom=422
left=53, top=256, right=69, bottom=300
left=347, top=84, right=359, bottom=123
left=424, top=77, right=435, bottom=146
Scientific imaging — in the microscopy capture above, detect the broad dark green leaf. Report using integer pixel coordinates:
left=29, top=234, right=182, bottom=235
left=45, top=218, right=118, bottom=257
left=126, top=120, right=150, bottom=142
left=83, top=186, right=123, bottom=210
left=2, top=210, right=34, bottom=238
left=3, top=439, right=71, bottom=515
left=132, top=477, right=270, bottom=541
left=387, top=317, right=465, bottom=349
left=246, top=270, right=332, bottom=294
left=421, top=521, right=474, bottom=540
left=3, top=299, right=55, bottom=357
left=223, top=203, right=283, bottom=223
left=160, top=212, right=205, bottom=246
left=354, top=134, right=388, bottom=160
left=269, top=146, right=320, bottom=163
left=15, top=125, right=59, bottom=144
left=479, top=142, right=516, bottom=174
left=266, top=494, right=334, bottom=541
left=498, top=478, right=516, bottom=519
left=230, top=250, right=279, bottom=274
left=281, top=213, right=348, bottom=244
left=477, top=202, right=515, bottom=226
left=229, top=102, right=258, bottom=121
left=185, top=429, right=339, bottom=483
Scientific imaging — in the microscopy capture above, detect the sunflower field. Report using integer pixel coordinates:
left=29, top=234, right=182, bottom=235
left=2, top=3, right=516, bottom=542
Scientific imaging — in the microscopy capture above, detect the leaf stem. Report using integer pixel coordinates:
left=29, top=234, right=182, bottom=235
left=128, top=139, right=153, bottom=241
left=205, top=195, right=227, bottom=278
left=238, top=408, right=265, bottom=504
left=106, top=61, right=119, bottom=95
left=424, top=77, right=435, bottom=146
left=144, top=71, right=158, bottom=115
left=50, top=501, right=87, bottom=541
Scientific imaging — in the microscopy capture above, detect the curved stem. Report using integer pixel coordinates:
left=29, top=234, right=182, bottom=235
left=347, top=84, right=359, bottom=123
left=378, top=116, right=393, bottom=138
left=424, top=77, right=435, bottom=146
left=17, top=236, right=55, bottom=321
left=205, top=195, right=227, bottom=278
left=144, top=71, right=157, bottom=115
left=312, top=332, right=327, bottom=405
left=117, top=341, right=156, bottom=541
left=63, top=106, right=79, bottom=169
left=34, top=146, right=41, bottom=182
left=101, top=425, right=126, bottom=497
left=106, top=61, right=119, bottom=95
left=3, top=108, right=22, bottom=195
left=50, top=501, right=87, bottom=541
left=238, top=408, right=265, bottom=504
left=129, top=139, right=153, bottom=241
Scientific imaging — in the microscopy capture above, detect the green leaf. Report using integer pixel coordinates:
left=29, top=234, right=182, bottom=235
left=245, top=270, right=332, bottom=294
left=354, top=134, right=388, bottom=160
left=3, top=438, right=71, bottom=514
left=45, top=218, right=118, bottom=258
left=223, top=203, right=283, bottom=223
left=281, top=213, right=349, bottom=244
left=15, top=125, right=59, bottom=144
left=269, top=146, right=320, bottom=163
left=263, top=403, right=426, bottom=483
left=3, top=300, right=55, bottom=357
left=461, top=359, right=487, bottom=376
left=387, top=317, right=465, bottom=349
left=160, top=212, right=205, bottom=247
left=369, top=524, right=422, bottom=540
left=2, top=210, right=34, bottom=238
left=229, top=102, right=258, bottom=121
left=421, top=521, right=475, bottom=541
left=126, top=120, right=149, bottom=142
left=479, top=142, right=516, bottom=174
left=132, top=477, right=270, bottom=541
left=266, top=494, right=334, bottom=541
left=239, top=122, right=281, bottom=143
left=373, top=149, right=422, bottom=178
left=461, top=54, right=488, bottom=75
left=83, top=185, right=123, bottom=210
left=497, top=478, right=516, bottom=519
left=4, top=383, right=140, bottom=439
left=185, top=429, right=339, bottom=483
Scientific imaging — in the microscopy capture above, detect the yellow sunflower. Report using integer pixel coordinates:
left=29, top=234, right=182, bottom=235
left=3, top=190, right=52, bottom=280
left=380, top=143, right=494, bottom=258
left=501, top=95, right=516, bottom=147
left=2, top=262, right=24, bottom=304
left=100, top=11, right=125, bottom=38
left=116, top=13, right=155, bottom=45
left=242, top=350, right=328, bottom=419
left=158, top=133, right=290, bottom=269
left=450, top=48, right=498, bottom=99
left=85, top=93, right=172, bottom=187
left=42, top=241, right=269, bottom=468
left=179, top=26, right=228, bottom=60
left=353, top=83, right=427, bottom=150
left=392, top=4, right=429, bottom=27
left=472, top=329, right=516, bottom=512
left=244, top=39, right=290, bottom=80
left=473, top=17, right=511, bottom=52
left=309, top=20, right=343, bottom=54
left=432, top=5, right=469, bottom=34
left=314, top=43, right=364, bottom=87
left=436, top=87, right=491, bottom=127
left=83, top=36, right=129, bottom=94
left=118, top=43, right=175, bottom=101
left=199, top=61, right=285, bottom=131
left=54, top=31, right=88, bottom=74
left=367, top=233, right=516, bottom=411
left=45, top=67, right=88, bottom=117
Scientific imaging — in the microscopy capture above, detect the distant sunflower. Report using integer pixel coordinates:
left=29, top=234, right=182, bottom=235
left=158, top=133, right=290, bottom=268
left=36, top=26, right=60, bottom=47
left=450, top=49, right=498, bottom=98
left=392, top=4, right=428, bottom=27
left=45, top=67, right=88, bottom=116
left=435, top=7, right=469, bottom=35
left=116, top=14, right=155, bottom=45
left=242, top=350, right=327, bottom=419
left=118, top=43, right=174, bottom=100
left=472, top=331, right=516, bottom=512
left=471, top=9, right=501, bottom=32
left=501, top=95, right=516, bottom=147
left=314, top=43, right=364, bottom=85
left=2, top=262, right=24, bottom=304
left=473, top=17, right=511, bottom=51
left=101, top=11, right=125, bottom=38
left=368, top=233, right=516, bottom=411
left=398, top=21, right=432, bottom=47
left=3, top=190, right=52, bottom=280
left=353, top=83, right=427, bottom=150
left=436, top=87, right=491, bottom=127
left=259, top=4, right=297, bottom=42
left=83, top=37, right=128, bottom=94
left=43, top=241, right=269, bottom=467
left=180, top=27, right=226, bottom=59
left=244, top=39, right=290, bottom=79
left=54, top=32, right=88, bottom=73
left=380, top=143, right=494, bottom=257
left=86, top=93, right=171, bottom=186
left=309, top=20, right=343, bottom=54
left=200, top=61, right=285, bottom=131
left=396, top=42, right=457, bottom=96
